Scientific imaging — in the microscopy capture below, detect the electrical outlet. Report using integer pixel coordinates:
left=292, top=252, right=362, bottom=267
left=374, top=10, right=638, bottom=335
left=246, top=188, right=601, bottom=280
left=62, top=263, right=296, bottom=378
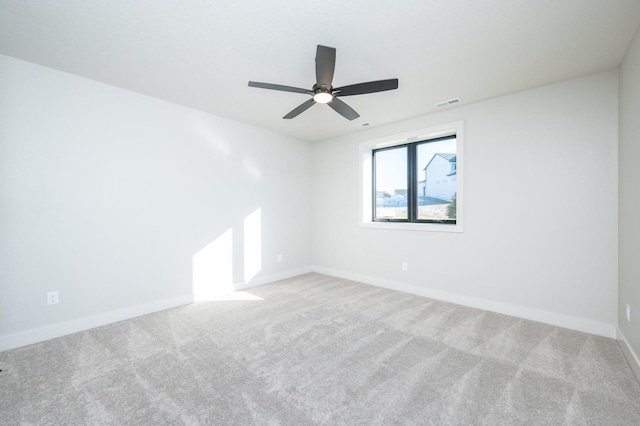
left=626, top=304, right=631, bottom=322
left=277, top=254, right=283, bottom=262
left=47, top=291, right=59, bottom=305
left=401, top=262, right=408, bottom=271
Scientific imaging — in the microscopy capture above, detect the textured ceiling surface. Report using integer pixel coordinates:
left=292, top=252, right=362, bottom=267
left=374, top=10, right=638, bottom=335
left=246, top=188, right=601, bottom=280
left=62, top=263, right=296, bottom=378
left=1, top=0, right=639, bottom=141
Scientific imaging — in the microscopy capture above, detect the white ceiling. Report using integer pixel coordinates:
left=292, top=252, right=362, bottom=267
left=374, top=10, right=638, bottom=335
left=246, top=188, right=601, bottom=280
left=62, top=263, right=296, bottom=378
left=1, top=1, right=639, bottom=142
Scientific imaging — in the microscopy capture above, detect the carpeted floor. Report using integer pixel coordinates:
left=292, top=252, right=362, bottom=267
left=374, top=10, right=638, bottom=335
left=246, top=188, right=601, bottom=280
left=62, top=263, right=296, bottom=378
left=1, top=273, right=639, bottom=425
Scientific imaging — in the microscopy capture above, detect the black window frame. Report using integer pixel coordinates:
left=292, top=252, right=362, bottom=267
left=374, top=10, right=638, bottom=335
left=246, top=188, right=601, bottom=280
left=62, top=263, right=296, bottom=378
left=372, top=134, right=457, bottom=225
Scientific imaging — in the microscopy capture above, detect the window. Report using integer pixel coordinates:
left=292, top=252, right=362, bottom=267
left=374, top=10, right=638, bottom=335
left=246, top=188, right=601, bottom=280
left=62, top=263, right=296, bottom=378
left=374, top=145, right=408, bottom=220
left=360, top=121, right=463, bottom=232
left=374, top=135, right=457, bottom=223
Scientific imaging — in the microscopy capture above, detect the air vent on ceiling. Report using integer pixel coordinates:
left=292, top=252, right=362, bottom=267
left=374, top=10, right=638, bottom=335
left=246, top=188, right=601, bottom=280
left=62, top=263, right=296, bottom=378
left=435, top=98, right=461, bottom=108
left=353, top=122, right=371, bottom=128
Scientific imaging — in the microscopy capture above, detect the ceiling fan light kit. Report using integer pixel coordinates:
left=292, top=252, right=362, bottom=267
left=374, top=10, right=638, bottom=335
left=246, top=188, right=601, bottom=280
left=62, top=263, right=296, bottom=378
left=248, top=45, right=399, bottom=120
left=312, top=91, right=333, bottom=104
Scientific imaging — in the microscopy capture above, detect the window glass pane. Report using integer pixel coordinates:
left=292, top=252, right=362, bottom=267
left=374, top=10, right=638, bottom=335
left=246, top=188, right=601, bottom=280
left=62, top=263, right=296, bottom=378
left=416, top=138, right=457, bottom=221
left=374, top=146, right=408, bottom=220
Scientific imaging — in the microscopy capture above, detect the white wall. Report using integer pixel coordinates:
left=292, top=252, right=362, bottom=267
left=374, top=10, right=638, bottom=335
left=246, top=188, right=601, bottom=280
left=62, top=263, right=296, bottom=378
left=0, top=54, right=311, bottom=349
left=0, top=52, right=624, bottom=351
left=311, top=70, right=619, bottom=337
left=619, top=27, right=640, bottom=368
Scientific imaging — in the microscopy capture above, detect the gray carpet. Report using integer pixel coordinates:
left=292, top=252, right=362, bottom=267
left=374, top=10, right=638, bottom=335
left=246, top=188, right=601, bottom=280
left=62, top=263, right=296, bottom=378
left=1, top=273, right=639, bottom=425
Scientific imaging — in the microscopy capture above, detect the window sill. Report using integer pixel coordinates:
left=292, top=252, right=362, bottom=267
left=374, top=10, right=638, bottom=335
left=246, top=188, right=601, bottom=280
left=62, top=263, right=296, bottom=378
left=359, top=220, right=463, bottom=233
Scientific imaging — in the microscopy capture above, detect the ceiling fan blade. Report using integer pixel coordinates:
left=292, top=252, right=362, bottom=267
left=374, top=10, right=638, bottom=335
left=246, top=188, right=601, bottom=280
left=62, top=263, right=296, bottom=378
left=283, top=98, right=316, bottom=119
left=328, top=98, right=360, bottom=121
left=315, top=45, right=336, bottom=89
left=248, top=81, right=313, bottom=95
left=334, top=79, right=399, bottom=97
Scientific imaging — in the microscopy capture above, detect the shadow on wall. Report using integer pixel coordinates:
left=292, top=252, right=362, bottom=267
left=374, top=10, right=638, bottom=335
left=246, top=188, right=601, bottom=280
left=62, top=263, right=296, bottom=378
left=191, top=207, right=263, bottom=301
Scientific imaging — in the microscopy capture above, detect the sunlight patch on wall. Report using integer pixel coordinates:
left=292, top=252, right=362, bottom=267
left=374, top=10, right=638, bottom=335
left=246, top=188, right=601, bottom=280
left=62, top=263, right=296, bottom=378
left=242, top=158, right=262, bottom=180
left=243, top=208, right=262, bottom=283
left=193, top=116, right=231, bottom=158
left=192, top=229, right=234, bottom=301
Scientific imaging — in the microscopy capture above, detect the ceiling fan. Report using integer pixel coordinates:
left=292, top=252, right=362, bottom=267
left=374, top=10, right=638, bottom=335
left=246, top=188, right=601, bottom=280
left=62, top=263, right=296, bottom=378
left=248, top=45, right=399, bottom=121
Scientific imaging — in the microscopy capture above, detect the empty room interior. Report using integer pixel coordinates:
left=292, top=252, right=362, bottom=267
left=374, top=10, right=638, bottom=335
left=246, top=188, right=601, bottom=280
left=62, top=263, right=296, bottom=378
left=2, top=1, right=640, bottom=424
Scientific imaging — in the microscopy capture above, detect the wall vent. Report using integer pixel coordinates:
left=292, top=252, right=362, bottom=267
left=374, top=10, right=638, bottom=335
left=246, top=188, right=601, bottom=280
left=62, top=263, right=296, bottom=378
left=435, top=98, right=461, bottom=108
